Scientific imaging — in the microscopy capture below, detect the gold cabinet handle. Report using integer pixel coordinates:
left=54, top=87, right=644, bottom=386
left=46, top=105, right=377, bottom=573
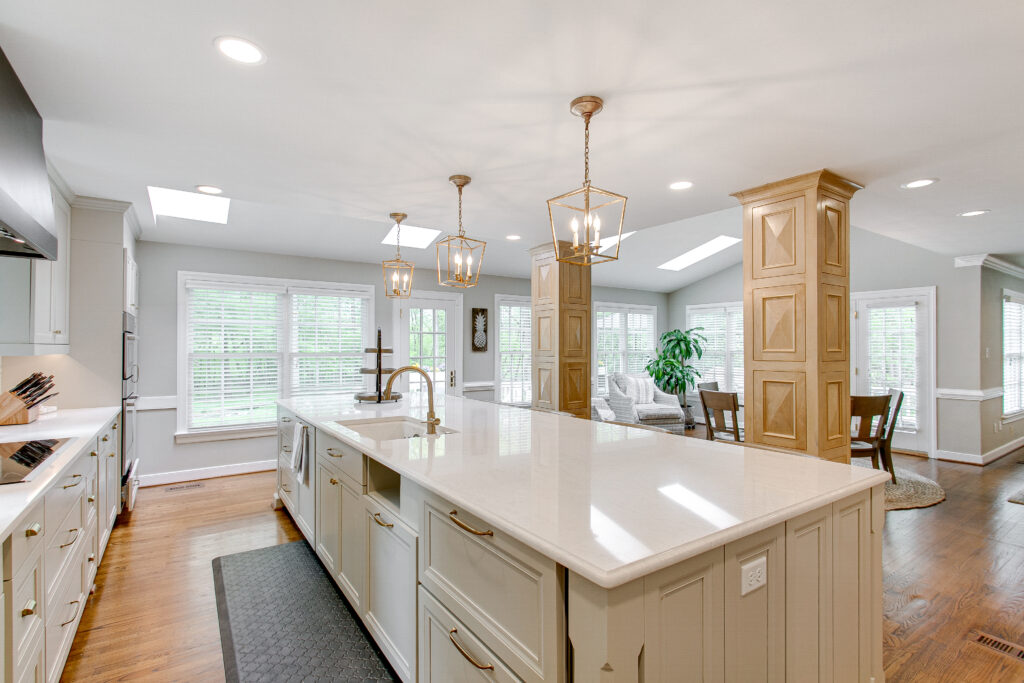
left=448, top=628, right=494, bottom=670
left=112, top=423, right=118, bottom=430
left=88, top=495, right=96, bottom=503
left=60, top=600, right=81, bottom=627
left=102, top=435, right=109, bottom=442
left=282, top=445, right=292, bottom=453
left=108, top=452, right=116, bottom=457
left=449, top=510, right=493, bottom=536
left=25, top=522, right=42, bottom=537
left=329, top=478, right=338, bottom=485
left=53, top=329, right=62, bottom=334
left=373, top=512, right=394, bottom=528
left=326, top=447, right=344, bottom=458
left=60, top=528, right=81, bottom=549
left=281, top=485, right=291, bottom=493
left=281, top=416, right=292, bottom=423
left=88, top=553, right=96, bottom=563
left=90, top=450, right=98, bottom=457
left=21, top=599, right=37, bottom=617
left=63, top=474, right=83, bottom=489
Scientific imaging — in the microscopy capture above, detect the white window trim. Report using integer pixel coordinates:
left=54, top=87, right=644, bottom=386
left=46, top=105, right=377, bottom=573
left=175, top=271, right=374, bottom=443
left=592, top=301, right=659, bottom=393
left=684, top=300, right=742, bottom=403
left=1002, top=287, right=1024, bottom=420
left=494, top=294, right=532, bottom=406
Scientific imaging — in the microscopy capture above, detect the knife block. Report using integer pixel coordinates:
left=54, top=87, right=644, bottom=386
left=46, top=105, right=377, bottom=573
left=0, top=393, right=39, bottom=426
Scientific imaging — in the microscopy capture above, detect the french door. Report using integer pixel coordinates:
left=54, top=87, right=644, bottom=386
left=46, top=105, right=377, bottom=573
left=393, top=292, right=462, bottom=397
left=851, top=287, right=935, bottom=456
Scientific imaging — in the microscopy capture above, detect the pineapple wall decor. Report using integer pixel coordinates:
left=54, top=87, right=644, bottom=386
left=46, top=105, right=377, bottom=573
left=471, top=308, right=488, bottom=352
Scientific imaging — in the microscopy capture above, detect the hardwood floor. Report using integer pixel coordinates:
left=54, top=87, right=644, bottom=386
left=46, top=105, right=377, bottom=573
left=61, top=450, right=1024, bottom=682
left=61, top=471, right=302, bottom=683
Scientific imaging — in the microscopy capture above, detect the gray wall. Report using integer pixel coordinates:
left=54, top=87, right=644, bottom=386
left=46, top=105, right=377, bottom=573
left=135, top=241, right=668, bottom=480
left=980, top=267, right=1024, bottom=453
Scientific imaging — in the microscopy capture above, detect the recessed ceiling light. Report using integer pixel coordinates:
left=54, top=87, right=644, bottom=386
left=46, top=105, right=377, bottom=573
left=506, top=234, right=521, bottom=241
left=381, top=223, right=441, bottom=250
left=657, top=235, right=741, bottom=271
left=147, top=186, right=231, bottom=224
left=215, top=36, right=266, bottom=65
left=900, top=178, right=937, bottom=189
left=598, top=231, right=636, bottom=255
left=669, top=181, right=694, bottom=191
left=957, top=210, right=990, bottom=217
left=195, top=185, right=223, bottom=195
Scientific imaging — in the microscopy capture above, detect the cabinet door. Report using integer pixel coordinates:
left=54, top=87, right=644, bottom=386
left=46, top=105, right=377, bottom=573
left=104, top=434, right=120, bottom=532
left=50, top=193, right=70, bottom=344
left=337, top=477, right=366, bottom=611
left=315, top=462, right=341, bottom=576
left=294, top=423, right=316, bottom=542
left=364, top=497, right=417, bottom=682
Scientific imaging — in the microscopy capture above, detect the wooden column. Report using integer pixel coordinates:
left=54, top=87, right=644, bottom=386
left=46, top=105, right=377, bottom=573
left=530, top=242, right=591, bottom=418
left=732, top=170, right=861, bottom=462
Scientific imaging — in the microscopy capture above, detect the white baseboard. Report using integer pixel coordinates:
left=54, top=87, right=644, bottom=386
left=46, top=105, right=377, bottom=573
left=936, top=433, right=1024, bottom=466
left=138, top=458, right=276, bottom=487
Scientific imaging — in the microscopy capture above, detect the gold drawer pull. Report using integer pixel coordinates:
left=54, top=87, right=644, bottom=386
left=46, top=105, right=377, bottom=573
left=112, top=423, right=118, bottom=430
left=88, top=495, right=96, bottom=503
left=90, top=450, right=98, bottom=457
left=448, top=628, right=494, bottom=671
left=281, top=416, right=292, bottom=423
left=102, top=435, right=109, bottom=442
left=21, top=599, right=37, bottom=617
left=281, top=484, right=291, bottom=493
left=282, top=445, right=292, bottom=453
left=61, top=600, right=81, bottom=627
left=63, top=474, right=83, bottom=489
left=60, top=528, right=81, bottom=549
left=449, top=510, right=493, bottom=536
left=326, top=447, right=344, bottom=458
left=329, top=478, right=338, bottom=486
left=373, top=512, right=394, bottom=528
left=88, top=553, right=96, bottom=563
left=108, top=452, right=116, bottom=458
left=25, top=522, right=42, bottom=537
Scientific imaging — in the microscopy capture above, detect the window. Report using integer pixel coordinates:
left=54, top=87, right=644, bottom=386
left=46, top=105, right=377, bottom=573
left=495, top=295, right=532, bottom=404
left=178, top=272, right=373, bottom=437
left=1005, top=289, right=1024, bottom=415
left=686, top=302, right=743, bottom=394
left=593, top=302, right=657, bottom=395
left=864, top=303, right=919, bottom=430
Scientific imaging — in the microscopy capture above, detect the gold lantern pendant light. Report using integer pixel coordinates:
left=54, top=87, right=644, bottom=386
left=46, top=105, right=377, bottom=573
left=382, top=212, right=414, bottom=299
left=437, top=175, right=486, bottom=288
left=547, top=95, right=627, bottom=266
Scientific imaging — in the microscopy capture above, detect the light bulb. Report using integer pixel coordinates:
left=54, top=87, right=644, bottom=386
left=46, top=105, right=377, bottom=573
left=571, top=217, right=580, bottom=247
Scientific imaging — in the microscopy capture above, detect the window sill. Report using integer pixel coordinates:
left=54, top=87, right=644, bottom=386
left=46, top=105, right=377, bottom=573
left=1001, top=411, right=1024, bottom=425
left=174, top=425, right=277, bottom=444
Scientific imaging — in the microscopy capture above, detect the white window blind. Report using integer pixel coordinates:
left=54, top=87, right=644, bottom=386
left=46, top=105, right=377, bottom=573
left=1005, top=291, right=1024, bottom=415
left=289, top=290, right=370, bottom=397
left=186, top=283, right=283, bottom=430
left=865, top=303, right=919, bottom=430
left=496, top=296, right=532, bottom=404
left=594, top=303, right=657, bottom=395
left=686, top=303, right=743, bottom=394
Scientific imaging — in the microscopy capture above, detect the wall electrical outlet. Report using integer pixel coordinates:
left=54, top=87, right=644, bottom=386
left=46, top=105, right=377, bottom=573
left=740, top=556, right=768, bottom=596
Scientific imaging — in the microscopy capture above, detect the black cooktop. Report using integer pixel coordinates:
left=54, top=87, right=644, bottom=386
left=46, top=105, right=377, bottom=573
left=0, top=438, right=69, bottom=484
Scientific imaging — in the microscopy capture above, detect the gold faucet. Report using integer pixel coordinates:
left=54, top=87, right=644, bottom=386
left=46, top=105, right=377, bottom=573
left=384, top=366, right=442, bottom=435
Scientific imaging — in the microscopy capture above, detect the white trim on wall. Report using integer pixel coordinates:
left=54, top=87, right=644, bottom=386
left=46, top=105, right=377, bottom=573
left=139, top=457, right=276, bottom=487
left=136, top=395, right=176, bottom=411
left=954, top=254, right=1024, bottom=279
left=936, top=432, right=1024, bottom=467
left=935, top=387, right=1005, bottom=401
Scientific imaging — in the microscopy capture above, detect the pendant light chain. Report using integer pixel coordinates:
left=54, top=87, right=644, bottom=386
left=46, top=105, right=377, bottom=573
left=457, top=184, right=465, bottom=237
left=583, top=112, right=591, bottom=187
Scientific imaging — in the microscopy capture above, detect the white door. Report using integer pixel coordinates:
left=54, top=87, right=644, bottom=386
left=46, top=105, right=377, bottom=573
left=394, top=293, right=462, bottom=396
left=851, top=288, right=935, bottom=455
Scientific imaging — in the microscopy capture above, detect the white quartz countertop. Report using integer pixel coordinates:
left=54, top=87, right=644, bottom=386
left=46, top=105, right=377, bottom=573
left=0, top=407, right=120, bottom=543
left=279, top=394, right=889, bottom=589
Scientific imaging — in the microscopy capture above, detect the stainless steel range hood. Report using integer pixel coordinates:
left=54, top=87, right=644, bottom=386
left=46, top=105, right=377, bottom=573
left=0, top=44, right=56, bottom=260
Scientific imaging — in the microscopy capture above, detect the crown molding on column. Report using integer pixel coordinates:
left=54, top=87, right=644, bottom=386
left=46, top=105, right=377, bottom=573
left=71, top=196, right=133, bottom=213
left=954, top=253, right=1024, bottom=279
left=124, top=206, right=142, bottom=239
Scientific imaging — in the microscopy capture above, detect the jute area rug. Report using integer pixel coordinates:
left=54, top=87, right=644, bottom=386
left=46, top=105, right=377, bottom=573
left=852, top=460, right=945, bottom=511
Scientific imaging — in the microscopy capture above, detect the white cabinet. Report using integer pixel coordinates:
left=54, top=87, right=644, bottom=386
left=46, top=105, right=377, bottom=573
left=96, top=418, right=119, bottom=558
left=295, top=426, right=317, bottom=542
left=32, top=190, right=71, bottom=346
left=337, top=476, right=366, bottom=611
left=275, top=411, right=316, bottom=542
left=315, top=462, right=341, bottom=576
left=363, top=496, right=417, bottom=683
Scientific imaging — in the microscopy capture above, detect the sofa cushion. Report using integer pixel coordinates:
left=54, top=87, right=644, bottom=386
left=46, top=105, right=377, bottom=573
left=636, top=403, right=683, bottom=421
left=613, top=373, right=655, bottom=404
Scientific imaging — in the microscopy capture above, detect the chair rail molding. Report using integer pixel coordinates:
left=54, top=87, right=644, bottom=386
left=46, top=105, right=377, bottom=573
left=953, top=254, right=1024, bottom=279
left=135, top=395, right=177, bottom=410
left=935, top=387, right=1004, bottom=401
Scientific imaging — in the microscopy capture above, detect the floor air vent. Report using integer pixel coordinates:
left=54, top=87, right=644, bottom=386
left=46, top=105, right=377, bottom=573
left=971, top=631, right=1024, bottom=661
left=165, top=482, right=204, bottom=492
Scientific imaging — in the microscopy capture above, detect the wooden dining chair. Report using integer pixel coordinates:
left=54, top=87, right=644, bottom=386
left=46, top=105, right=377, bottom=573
left=877, top=389, right=904, bottom=484
left=699, top=389, right=742, bottom=442
left=850, top=394, right=891, bottom=477
left=697, top=381, right=719, bottom=391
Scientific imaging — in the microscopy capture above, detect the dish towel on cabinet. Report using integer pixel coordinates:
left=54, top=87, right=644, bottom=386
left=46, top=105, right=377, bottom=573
left=290, top=424, right=310, bottom=486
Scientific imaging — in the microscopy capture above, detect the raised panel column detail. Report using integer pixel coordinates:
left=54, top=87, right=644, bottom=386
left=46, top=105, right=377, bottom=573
left=733, top=170, right=861, bottom=462
left=530, top=242, right=591, bottom=417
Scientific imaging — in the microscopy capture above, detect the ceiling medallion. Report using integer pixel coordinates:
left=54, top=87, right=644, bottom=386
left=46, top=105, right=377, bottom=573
left=437, top=175, right=486, bottom=288
left=547, top=95, right=627, bottom=266
left=382, top=212, right=414, bottom=299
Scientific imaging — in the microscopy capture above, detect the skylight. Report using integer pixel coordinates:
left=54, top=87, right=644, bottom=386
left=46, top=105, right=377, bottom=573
left=598, top=231, right=636, bottom=255
left=657, top=235, right=741, bottom=271
left=381, top=224, right=442, bottom=249
left=147, top=186, right=230, bottom=224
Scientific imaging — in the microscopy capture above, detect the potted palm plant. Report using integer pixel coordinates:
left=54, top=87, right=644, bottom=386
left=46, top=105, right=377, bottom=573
left=646, top=327, right=707, bottom=429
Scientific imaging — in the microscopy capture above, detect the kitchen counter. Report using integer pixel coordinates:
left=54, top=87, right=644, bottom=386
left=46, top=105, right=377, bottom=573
left=278, top=393, right=888, bottom=589
left=0, top=406, right=121, bottom=541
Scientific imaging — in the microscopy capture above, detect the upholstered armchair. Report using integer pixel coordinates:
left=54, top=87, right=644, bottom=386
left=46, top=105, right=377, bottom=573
left=606, top=373, right=685, bottom=431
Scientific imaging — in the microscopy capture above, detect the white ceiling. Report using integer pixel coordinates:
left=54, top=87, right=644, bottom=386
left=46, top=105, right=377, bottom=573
left=2, top=0, right=1023, bottom=290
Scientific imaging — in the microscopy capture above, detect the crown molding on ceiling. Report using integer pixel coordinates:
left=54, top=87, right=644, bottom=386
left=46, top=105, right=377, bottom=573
left=954, top=253, right=1024, bottom=279
left=46, top=161, right=74, bottom=205
left=71, top=196, right=132, bottom=213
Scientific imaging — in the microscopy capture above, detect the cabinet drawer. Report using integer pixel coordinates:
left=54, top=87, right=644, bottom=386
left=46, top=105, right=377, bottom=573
left=279, top=463, right=297, bottom=512
left=420, top=586, right=522, bottom=682
left=84, top=520, right=99, bottom=588
left=45, top=541, right=87, bottom=683
left=14, top=619, right=44, bottom=683
left=316, top=431, right=364, bottom=487
left=8, top=500, right=45, bottom=580
left=45, top=491, right=86, bottom=601
left=12, top=552, right=44, bottom=671
left=419, top=495, right=561, bottom=682
left=44, top=450, right=91, bottom=537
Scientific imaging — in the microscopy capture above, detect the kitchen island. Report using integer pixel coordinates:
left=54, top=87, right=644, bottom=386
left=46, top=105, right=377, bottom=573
left=276, top=393, right=888, bottom=682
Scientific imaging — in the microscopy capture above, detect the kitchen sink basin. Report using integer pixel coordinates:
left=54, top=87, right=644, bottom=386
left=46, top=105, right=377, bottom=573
left=334, top=416, right=456, bottom=441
